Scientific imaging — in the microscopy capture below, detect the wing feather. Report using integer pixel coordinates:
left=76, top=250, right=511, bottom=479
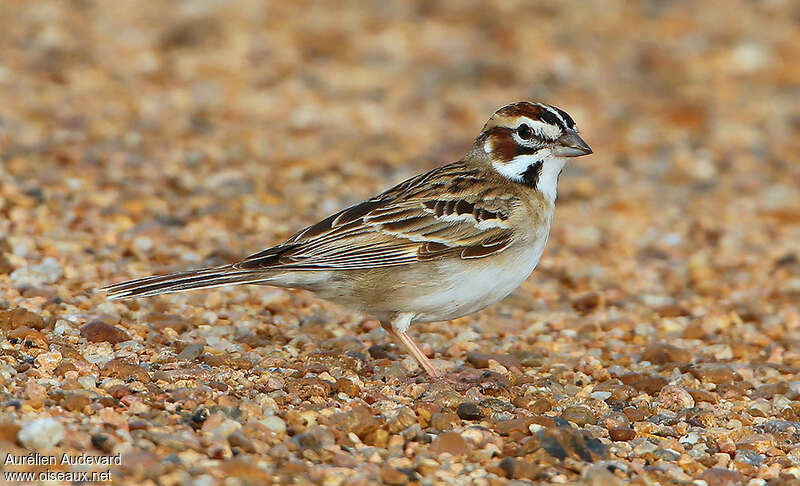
left=234, top=163, right=517, bottom=271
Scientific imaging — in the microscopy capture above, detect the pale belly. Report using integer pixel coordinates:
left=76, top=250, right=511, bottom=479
left=264, top=227, right=551, bottom=324
left=408, top=235, right=549, bottom=322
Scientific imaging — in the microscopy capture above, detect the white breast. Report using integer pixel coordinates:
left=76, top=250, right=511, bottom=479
left=411, top=229, right=551, bottom=322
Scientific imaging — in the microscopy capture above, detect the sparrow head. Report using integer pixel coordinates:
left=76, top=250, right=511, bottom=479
left=476, top=101, right=591, bottom=195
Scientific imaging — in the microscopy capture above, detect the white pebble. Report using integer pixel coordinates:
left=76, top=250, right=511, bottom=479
left=77, top=375, right=97, bottom=390
left=590, top=391, right=612, bottom=401
left=260, top=416, right=286, bottom=434
left=34, top=351, right=62, bottom=372
left=133, top=236, right=153, bottom=252
left=53, top=319, right=74, bottom=335
left=9, top=257, right=63, bottom=287
left=18, top=418, right=65, bottom=449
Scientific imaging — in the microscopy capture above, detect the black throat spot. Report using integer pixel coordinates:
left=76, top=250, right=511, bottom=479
left=520, top=161, right=543, bottom=189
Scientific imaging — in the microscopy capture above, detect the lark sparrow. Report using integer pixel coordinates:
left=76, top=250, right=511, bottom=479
left=103, top=102, right=592, bottom=377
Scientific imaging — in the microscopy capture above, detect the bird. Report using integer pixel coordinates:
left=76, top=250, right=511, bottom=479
left=102, top=101, right=592, bottom=378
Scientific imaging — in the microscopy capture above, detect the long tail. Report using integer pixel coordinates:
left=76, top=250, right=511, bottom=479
left=101, top=265, right=275, bottom=300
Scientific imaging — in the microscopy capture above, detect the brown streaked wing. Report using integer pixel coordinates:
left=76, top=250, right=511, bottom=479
left=234, top=162, right=516, bottom=271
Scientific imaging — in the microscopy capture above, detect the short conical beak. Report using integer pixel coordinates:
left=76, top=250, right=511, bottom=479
left=552, top=129, right=592, bottom=157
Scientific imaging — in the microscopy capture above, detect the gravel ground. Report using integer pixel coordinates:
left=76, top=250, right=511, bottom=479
left=1, top=1, right=799, bottom=485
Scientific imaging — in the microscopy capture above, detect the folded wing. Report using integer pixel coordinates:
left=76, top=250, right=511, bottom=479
left=235, top=163, right=517, bottom=271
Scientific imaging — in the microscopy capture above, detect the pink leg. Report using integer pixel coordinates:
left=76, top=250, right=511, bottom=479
left=381, top=321, right=441, bottom=378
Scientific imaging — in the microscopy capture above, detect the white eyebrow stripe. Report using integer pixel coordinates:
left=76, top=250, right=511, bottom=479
left=534, top=102, right=568, bottom=130
left=515, top=118, right=561, bottom=141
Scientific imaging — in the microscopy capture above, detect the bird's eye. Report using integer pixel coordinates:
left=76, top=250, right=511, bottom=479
left=517, top=124, right=533, bottom=141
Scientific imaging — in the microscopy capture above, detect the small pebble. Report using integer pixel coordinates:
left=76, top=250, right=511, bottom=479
left=429, top=431, right=469, bottom=456
left=260, top=416, right=287, bottom=434
left=18, top=418, right=65, bottom=449
left=9, top=258, right=63, bottom=287
left=80, top=320, right=131, bottom=344
left=456, top=402, right=482, bottom=420
left=697, top=468, right=746, bottom=486
left=609, top=427, right=636, bottom=441
left=34, top=351, right=62, bottom=372
left=561, top=406, right=597, bottom=426
left=657, top=385, right=695, bottom=411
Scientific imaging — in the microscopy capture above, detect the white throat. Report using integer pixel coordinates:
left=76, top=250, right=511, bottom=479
left=492, top=153, right=567, bottom=205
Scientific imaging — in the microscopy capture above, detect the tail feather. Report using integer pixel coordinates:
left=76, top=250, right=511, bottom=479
left=101, top=265, right=273, bottom=300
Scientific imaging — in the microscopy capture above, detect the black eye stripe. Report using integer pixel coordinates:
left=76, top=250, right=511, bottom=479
left=537, top=110, right=561, bottom=129
left=554, top=107, right=576, bottom=129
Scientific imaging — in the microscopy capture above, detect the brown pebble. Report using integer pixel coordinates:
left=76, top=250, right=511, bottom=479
left=329, top=405, right=384, bottom=438
left=697, top=467, right=745, bottom=486
left=62, top=393, right=91, bottom=412
left=387, top=407, right=417, bottom=434
left=623, top=406, right=650, bottom=422
left=752, top=382, right=788, bottom=399
left=128, top=419, right=148, bottom=431
left=177, top=343, right=204, bottom=360
left=145, top=312, right=190, bottom=332
left=107, top=385, right=133, bottom=399
left=53, top=360, right=78, bottom=376
left=494, top=416, right=554, bottom=436
left=572, top=291, right=604, bottom=313
left=430, top=431, right=469, bottom=456
left=216, top=459, right=274, bottom=482
left=200, top=354, right=253, bottom=370
left=609, top=427, right=636, bottom=441
left=466, top=352, right=520, bottom=369
left=620, top=373, right=668, bottom=395
left=285, top=377, right=331, bottom=400
left=642, top=342, right=692, bottom=365
left=0, top=253, right=12, bottom=275
left=497, top=457, right=540, bottom=479
left=0, top=308, right=47, bottom=331
left=456, top=402, right=482, bottom=420
left=561, top=406, right=597, bottom=426
left=531, top=398, right=553, bottom=413
left=430, top=411, right=460, bottom=431
left=523, top=427, right=608, bottom=461
left=593, top=382, right=637, bottom=401
left=688, top=363, right=739, bottom=384
left=305, top=352, right=363, bottom=372
left=80, top=320, right=131, bottom=344
left=686, top=387, right=718, bottom=403
left=333, top=377, right=360, bottom=396
left=657, top=385, right=695, bottom=411
left=380, top=467, right=409, bottom=485
left=656, top=304, right=691, bottom=317
left=429, top=385, right=464, bottom=409
left=8, top=327, right=48, bottom=348
left=101, top=359, right=151, bottom=383
left=0, top=422, right=21, bottom=443
left=683, top=320, right=708, bottom=339
left=227, top=431, right=256, bottom=453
